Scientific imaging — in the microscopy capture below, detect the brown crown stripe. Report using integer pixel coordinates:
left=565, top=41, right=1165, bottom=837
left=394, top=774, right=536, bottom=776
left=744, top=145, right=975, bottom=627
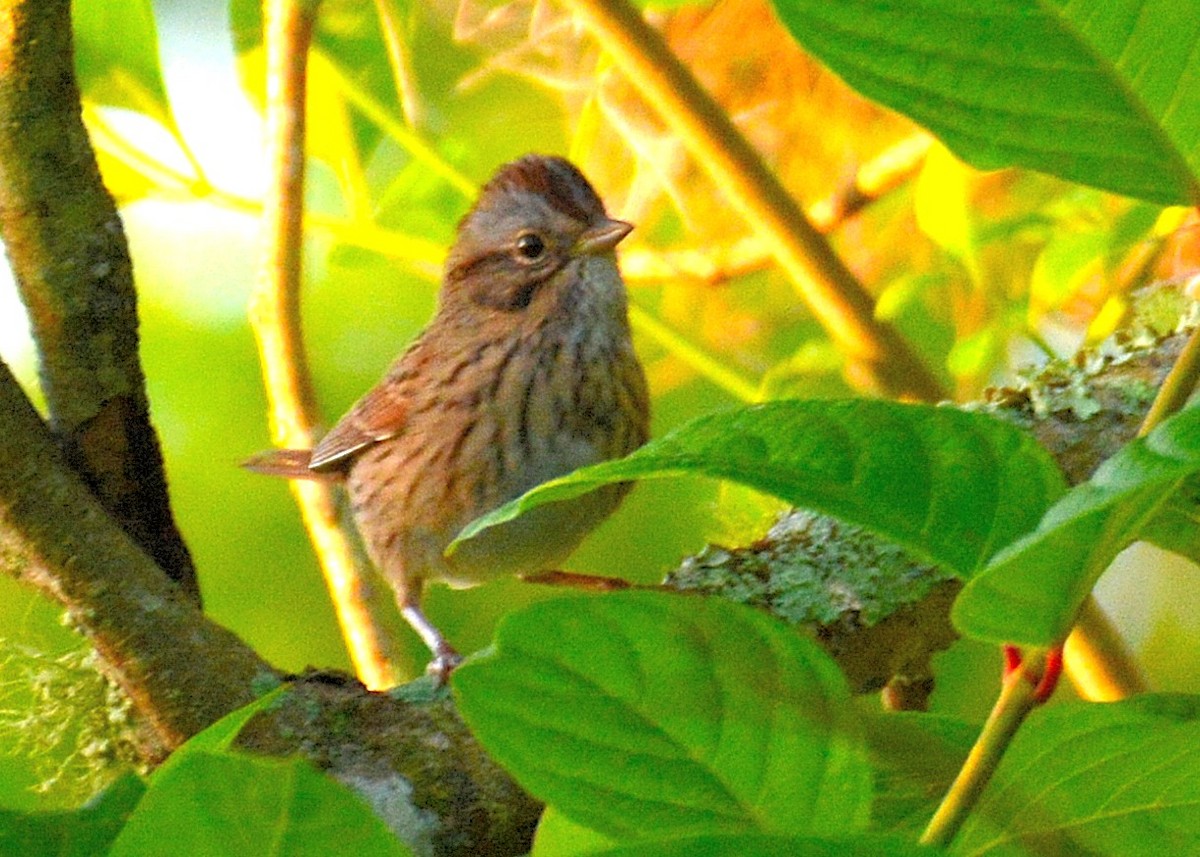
left=480, top=155, right=606, bottom=224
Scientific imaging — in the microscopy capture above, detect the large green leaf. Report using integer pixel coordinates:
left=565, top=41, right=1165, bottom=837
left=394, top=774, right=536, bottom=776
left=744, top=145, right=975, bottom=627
left=953, top=402, right=1200, bottom=646
left=770, top=0, right=1200, bottom=205
left=452, top=400, right=1066, bottom=578
left=864, top=712, right=975, bottom=836
left=452, top=591, right=872, bottom=840
left=954, top=694, right=1200, bottom=855
left=0, top=774, right=145, bottom=857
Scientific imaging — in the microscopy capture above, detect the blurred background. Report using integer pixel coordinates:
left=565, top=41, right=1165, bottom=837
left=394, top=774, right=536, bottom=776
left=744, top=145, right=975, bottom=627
left=1, top=0, right=1198, bottom=808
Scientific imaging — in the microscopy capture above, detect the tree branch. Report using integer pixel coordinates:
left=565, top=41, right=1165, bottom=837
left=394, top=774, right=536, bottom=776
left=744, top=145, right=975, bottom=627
left=0, top=359, right=272, bottom=763
left=0, top=0, right=198, bottom=601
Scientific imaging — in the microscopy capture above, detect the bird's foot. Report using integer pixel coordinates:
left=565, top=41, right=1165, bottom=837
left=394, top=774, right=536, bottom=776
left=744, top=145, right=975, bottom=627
left=425, top=644, right=463, bottom=685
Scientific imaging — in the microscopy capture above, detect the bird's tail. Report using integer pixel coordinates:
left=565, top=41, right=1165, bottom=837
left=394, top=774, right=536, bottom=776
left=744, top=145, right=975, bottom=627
left=241, top=448, right=338, bottom=481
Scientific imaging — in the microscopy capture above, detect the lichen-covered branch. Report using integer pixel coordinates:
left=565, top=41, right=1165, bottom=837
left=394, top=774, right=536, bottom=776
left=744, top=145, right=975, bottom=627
left=0, top=0, right=197, bottom=600
left=0, top=359, right=273, bottom=762
left=673, top=300, right=1193, bottom=707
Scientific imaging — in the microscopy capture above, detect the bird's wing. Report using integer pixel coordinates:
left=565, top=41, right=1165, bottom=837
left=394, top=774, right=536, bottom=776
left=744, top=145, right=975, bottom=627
left=308, top=384, right=408, bottom=472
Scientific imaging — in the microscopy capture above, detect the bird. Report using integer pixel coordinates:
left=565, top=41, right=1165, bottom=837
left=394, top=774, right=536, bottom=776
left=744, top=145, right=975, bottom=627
left=246, top=154, right=650, bottom=679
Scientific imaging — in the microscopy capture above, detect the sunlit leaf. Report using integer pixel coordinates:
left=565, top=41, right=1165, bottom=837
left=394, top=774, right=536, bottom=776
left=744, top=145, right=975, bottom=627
left=453, top=591, right=872, bottom=840
left=771, top=0, right=1200, bottom=205
left=452, top=400, right=1066, bottom=578
left=914, top=145, right=979, bottom=278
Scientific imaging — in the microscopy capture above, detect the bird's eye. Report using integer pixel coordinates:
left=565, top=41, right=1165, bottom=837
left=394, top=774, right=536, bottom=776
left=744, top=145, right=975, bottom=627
left=515, top=232, right=546, bottom=261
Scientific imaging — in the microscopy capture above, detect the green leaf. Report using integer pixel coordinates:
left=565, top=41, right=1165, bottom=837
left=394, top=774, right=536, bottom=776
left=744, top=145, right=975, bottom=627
left=770, top=0, right=1200, bottom=205
left=72, top=0, right=173, bottom=125
left=109, top=752, right=412, bottom=857
left=914, top=144, right=981, bottom=277
left=0, top=774, right=145, bottom=857
left=953, top=403, right=1200, bottom=646
left=954, top=694, right=1200, bottom=855
left=452, top=591, right=872, bottom=840
left=585, top=832, right=942, bottom=856
left=452, top=400, right=1066, bottom=578
left=863, top=712, right=975, bottom=836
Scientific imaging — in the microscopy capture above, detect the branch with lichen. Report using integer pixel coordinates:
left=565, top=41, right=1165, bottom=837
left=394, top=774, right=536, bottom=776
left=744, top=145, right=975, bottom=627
left=677, top=297, right=1193, bottom=710
left=0, top=359, right=273, bottom=763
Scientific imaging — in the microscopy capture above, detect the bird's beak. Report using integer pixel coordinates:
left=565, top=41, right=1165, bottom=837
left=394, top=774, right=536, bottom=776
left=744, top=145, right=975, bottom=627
left=574, top=218, right=634, bottom=255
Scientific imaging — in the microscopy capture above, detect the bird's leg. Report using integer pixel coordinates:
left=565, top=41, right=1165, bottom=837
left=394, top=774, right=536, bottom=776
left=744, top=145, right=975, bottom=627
left=400, top=601, right=462, bottom=682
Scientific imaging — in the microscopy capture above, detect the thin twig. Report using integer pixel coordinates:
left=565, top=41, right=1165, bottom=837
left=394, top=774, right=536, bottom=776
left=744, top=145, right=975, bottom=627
left=559, top=0, right=944, bottom=401
left=920, top=651, right=1047, bottom=848
left=249, top=0, right=401, bottom=690
left=372, top=0, right=425, bottom=129
left=1138, top=324, right=1200, bottom=437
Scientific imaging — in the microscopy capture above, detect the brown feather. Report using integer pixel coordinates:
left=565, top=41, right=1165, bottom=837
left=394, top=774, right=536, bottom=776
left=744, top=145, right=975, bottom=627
left=307, top=383, right=409, bottom=471
left=240, top=448, right=340, bottom=481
